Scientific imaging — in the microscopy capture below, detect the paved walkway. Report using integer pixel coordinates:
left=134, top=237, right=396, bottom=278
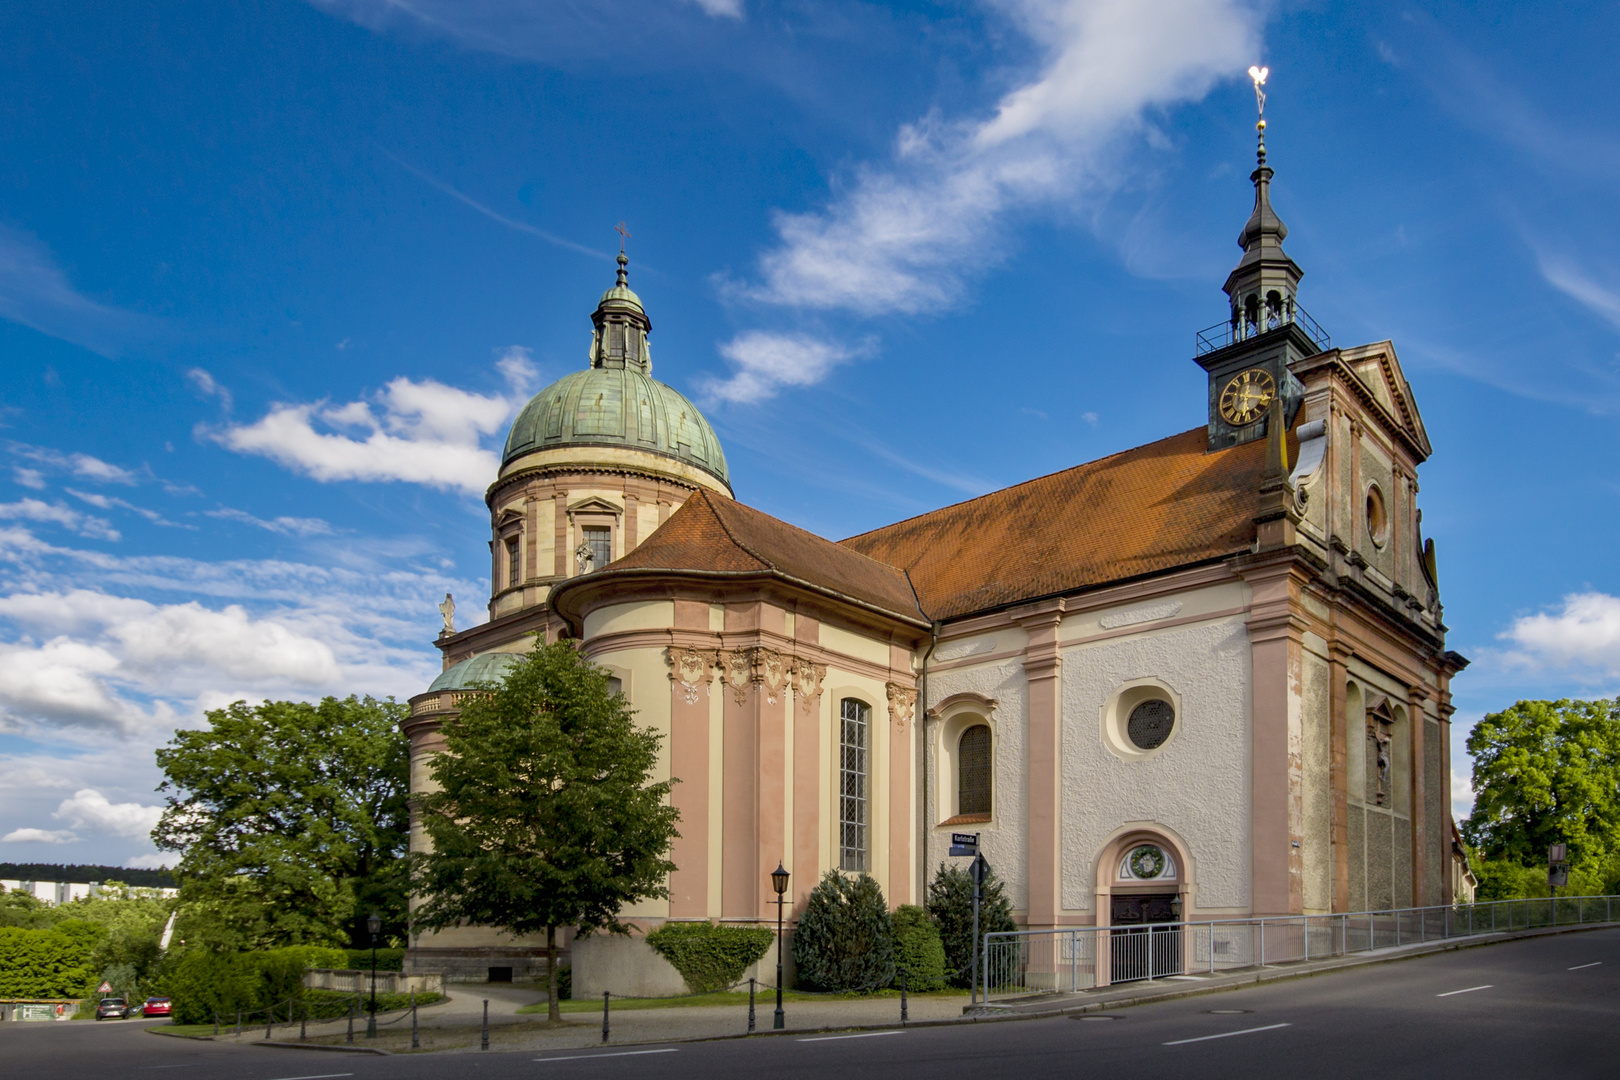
left=187, top=920, right=1617, bottom=1055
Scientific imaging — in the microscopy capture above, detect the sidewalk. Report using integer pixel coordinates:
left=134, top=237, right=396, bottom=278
left=187, top=919, right=1616, bottom=1055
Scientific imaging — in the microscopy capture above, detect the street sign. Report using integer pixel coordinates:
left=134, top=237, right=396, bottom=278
left=1549, top=863, right=1570, bottom=889
left=1548, top=843, right=1567, bottom=865
left=949, top=832, right=979, bottom=857
left=970, top=852, right=989, bottom=885
left=97, top=982, right=111, bottom=993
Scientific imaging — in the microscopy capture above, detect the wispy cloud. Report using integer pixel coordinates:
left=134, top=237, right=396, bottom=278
left=0, top=223, right=156, bottom=357
left=1537, top=254, right=1620, bottom=332
left=66, top=489, right=190, bottom=529
left=187, top=368, right=234, bottom=413
left=207, top=507, right=334, bottom=537
left=0, top=499, right=120, bottom=541
left=702, top=331, right=870, bottom=405
left=1, top=827, right=77, bottom=844
left=383, top=152, right=609, bottom=262
left=9, top=443, right=142, bottom=485
left=733, top=0, right=1260, bottom=318
left=686, top=0, right=743, bottom=17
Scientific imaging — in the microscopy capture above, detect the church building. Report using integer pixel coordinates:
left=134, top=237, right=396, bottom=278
left=403, top=126, right=1468, bottom=985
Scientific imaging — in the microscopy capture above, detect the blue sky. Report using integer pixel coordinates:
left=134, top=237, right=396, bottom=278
left=2, top=0, right=1618, bottom=868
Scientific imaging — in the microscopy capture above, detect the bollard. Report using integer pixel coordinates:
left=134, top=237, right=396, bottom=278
left=300, top=1002, right=306, bottom=1042
left=601, top=991, right=610, bottom=1044
left=213, top=1011, right=219, bottom=1037
left=410, top=992, right=418, bottom=1050
left=748, top=978, right=756, bottom=1034
left=266, top=1007, right=273, bottom=1041
left=347, top=1001, right=354, bottom=1044
left=235, top=1010, right=242, bottom=1037
left=480, top=999, right=488, bottom=1051
left=900, top=967, right=908, bottom=1025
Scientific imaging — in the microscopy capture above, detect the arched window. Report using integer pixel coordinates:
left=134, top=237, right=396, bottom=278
left=839, top=698, right=869, bottom=872
left=958, top=725, right=992, bottom=816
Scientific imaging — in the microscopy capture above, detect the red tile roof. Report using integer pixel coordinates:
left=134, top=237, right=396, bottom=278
left=839, top=426, right=1276, bottom=620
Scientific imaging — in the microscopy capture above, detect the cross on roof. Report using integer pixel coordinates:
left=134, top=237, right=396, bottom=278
left=615, top=222, right=631, bottom=251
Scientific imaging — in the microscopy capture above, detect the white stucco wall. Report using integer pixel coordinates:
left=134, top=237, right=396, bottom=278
left=1059, top=618, right=1251, bottom=914
left=925, top=657, right=1029, bottom=915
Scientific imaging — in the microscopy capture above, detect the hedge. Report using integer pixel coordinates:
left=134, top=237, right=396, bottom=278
left=164, top=945, right=348, bottom=1025
left=891, top=905, right=947, bottom=991
left=343, top=947, right=405, bottom=971
left=0, top=923, right=101, bottom=998
left=645, top=922, right=773, bottom=994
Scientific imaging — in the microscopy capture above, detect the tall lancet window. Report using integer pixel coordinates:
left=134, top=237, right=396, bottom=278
left=839, top=698, right=870, bottom=872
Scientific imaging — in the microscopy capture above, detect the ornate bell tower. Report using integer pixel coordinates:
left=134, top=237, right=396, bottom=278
left=1196, top=68, right=1330, bottom=450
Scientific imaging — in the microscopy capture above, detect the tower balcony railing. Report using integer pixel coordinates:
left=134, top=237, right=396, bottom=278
left=1195, top=303, right=1332, bottom=356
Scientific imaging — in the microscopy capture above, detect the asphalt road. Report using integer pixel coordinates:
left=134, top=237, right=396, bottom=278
left=8, top=928, right=1616, bottom=1080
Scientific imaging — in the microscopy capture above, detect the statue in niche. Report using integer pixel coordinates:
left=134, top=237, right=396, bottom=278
left=438, top=593, right=455, bottom=637
left=1365, top=694, right=1398, bottom=807
left=575, top=542, right=596, bottom=575
left=1372, top=724, right=1392, bottom=805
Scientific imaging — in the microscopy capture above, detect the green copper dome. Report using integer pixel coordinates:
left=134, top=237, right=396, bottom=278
left=501, top=252, right=730, bottom=491
left=428, top=652, right=522, bottom=692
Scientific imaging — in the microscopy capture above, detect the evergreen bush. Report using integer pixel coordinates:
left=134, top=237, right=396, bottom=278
left=0, top=924, right=100, bottom=998
left=791, top=871, right=894, bottom=992
left=645, top=922, right=773, bottom=993
left=890, top=905, right=947, bottom=991
left=926, top=862, right=1016, bottom=988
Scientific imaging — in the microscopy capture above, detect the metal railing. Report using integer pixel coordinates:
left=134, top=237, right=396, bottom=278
left=981, top=894, right=1620, bottom=1001
left=1195, top=304, right=1332, bottom=356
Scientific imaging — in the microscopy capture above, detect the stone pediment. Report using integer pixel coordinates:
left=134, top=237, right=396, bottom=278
left=566, top=496, right=625, bottom=519
left=1337, top=341, right=1432, bottom=460
left=495, top=507, right=524, bottom=526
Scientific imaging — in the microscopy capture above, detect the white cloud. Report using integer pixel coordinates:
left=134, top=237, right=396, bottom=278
left=0, top=499, right=120, bottom=541
left=124, top=853, right=174, bottom=870
left=1, top=827, right=77, bottom=844
left=736, top=0, right=1260, bottom=318
left=9, top=443, right=141, bottom=485
left=53, top=788, right=165, bottom=841
left=1538, top=254, right=1620, bottom=332
left=685, top=0, right=743, bottom=17
left=207, top=507, right=334, bottom=537
left=1501, top=591, right=1620, bottom=674
left=213, top=359, right=536, bottom=494
left=187, top=367, right=233, bottom=412
left=0, top=223, right=155, bottom=357
left=13, top=468, right=45, bottom=489
left=67, top=489, right=187, bottom=528
left=703, top=331, right=868, bottom=405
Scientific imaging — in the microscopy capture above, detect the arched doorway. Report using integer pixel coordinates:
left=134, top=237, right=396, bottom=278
left=1099, top=832, right=1189, bottom=983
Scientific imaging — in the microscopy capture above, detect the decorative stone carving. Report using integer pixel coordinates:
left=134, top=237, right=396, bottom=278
left=720, top=648, right=753, bottom=705
left=886, top=683, right=917, bottom=730
left=663, top=645, right=717, bottom=705
left=756, top=648, right=790, bottom=706
left=792, top=659, right=827, bottom=711
left=575, top=542, right=596, bottom=575
left=1366, top=694, right=1398, bottom=806
left=438, top=593, right=455, bottom=636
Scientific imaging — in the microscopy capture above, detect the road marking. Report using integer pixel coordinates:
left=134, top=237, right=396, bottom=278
left=1436, top=985, right=1493, bottom=997
left=1570, top=962, right=1603, bottom=971
left=1163, top=1022, right=1291, bottom=1046
left=139, top=1068, right=199, bottom=1071
left=798, top=1031, right=906, bottom=1043
left=263, top=1074, right=353, bottom=1080
left=534, top=1050, right=679, bottom=1063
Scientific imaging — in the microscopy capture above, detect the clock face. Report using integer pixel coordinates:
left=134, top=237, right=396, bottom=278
left=1218, top=368, right=1277, bottom=426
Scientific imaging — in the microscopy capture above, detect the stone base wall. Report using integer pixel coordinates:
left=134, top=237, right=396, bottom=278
left=405, top=946, right=563, bottom=984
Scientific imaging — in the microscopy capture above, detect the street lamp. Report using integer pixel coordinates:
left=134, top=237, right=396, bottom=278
left=366, top=911, right=382, bottom=1039
left=770, top=863, right=790, bottom=1031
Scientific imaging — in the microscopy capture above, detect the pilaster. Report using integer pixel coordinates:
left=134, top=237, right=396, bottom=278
left=1018, top=605, right=1063, bottom=930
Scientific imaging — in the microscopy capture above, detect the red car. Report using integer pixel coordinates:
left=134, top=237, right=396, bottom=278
left=142, top=997, right=171, bottom=1018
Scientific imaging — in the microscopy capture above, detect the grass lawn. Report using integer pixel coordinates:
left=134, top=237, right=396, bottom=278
left=518, top=987, right=966, bottom=1014
left=147, top=1023, right=220, bottom=1038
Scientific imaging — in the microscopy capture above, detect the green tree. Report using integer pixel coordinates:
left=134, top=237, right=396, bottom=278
left=792, top=871, right=895, bottom=992
left=409, top=641, right=679, bottom=1022
left=153, top=696, right=410, bottom=949
left=1462, top=698, right=1620, bottom=878
left=927, top=862, right=1016, bottom=987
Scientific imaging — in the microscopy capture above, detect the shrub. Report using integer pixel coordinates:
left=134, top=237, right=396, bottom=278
left=645, top=922, right=773, bottom=993
left=792, top=871, right=894, bottom=992
left=164, top=951, right=260, bottom=1025
left=343, top=947, right=405, bottom=971
left=891, top=905, right=947, bottom=991
left=927, top=862, right=1016, bottom=987
left=0, top=925, right=100, bottom=998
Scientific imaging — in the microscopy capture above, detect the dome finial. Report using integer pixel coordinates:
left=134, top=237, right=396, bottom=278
left=1248, top=65, right=1269, bottom=168
left=614, top=221, right=632, bottom=287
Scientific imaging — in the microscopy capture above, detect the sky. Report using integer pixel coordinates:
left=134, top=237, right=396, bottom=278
left=2, top=0, right=1619, bottom=870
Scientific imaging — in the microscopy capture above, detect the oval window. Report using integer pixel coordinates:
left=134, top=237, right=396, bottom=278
left=1366, top=484, right=1388, bottom=547
left=1127, top=699, right=1175, bottom=750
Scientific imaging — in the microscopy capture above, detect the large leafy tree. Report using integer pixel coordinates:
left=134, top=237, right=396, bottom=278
left=410, top=640, right=679, bottom=1022
left=153, top=696, right=410, bottom=949
left=1462, top=698, right=1620, bottom=875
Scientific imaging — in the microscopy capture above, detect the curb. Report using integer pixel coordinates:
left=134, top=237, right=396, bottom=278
left=254, top=1040, right=391, bottom=1055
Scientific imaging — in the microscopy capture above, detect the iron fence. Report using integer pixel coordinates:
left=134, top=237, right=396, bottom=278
left=981, top=894, right=1620, bottom=1001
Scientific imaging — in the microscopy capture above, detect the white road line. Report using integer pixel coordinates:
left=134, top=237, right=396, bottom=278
left=1436, top=985, right=1493, bottom=997
left=798, top=1031, right=906, bottom=1043
left=534, top=1050, right=679, bottom=1063
left=263, top=1074, right=354, bottom=1080
left=1570, top=962, right=1603, bottom=971
left=1163, top=1022, right=1291, bottom=1046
